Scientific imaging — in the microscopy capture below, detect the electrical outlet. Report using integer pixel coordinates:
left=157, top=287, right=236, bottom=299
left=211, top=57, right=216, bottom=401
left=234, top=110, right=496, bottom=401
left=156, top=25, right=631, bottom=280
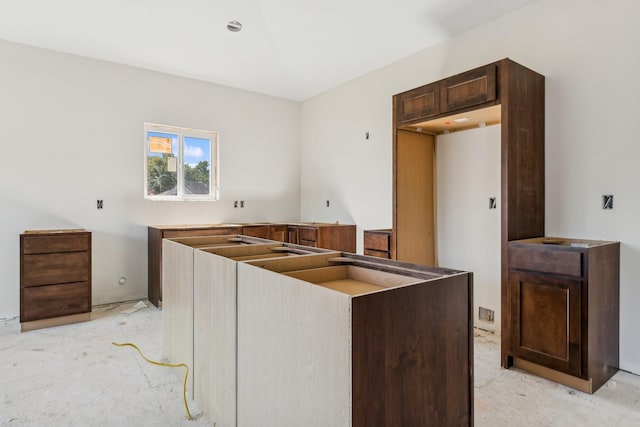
left=326, top=200, right=330, bottom=207
left=489, top=197, right=497, bottom=209
left=240, top=200, right=245, bottom=208
left=97, top=200, right=103, bottom=209
left=602, top=195, right=613, bottom=209
left=234, top=201, right=238, bottom=208
left=479, top=307, right=494, bottom=322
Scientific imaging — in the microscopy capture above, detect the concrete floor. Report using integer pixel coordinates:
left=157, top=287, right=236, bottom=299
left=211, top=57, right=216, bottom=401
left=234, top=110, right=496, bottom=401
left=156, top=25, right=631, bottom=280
left=1, top=301, right=639, bottom=426
left=474, top=330, right=640, bottom=426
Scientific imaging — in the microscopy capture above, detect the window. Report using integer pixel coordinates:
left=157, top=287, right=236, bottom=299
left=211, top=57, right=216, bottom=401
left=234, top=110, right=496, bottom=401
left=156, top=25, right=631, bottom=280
left=144, top=123, right=219, bottom=201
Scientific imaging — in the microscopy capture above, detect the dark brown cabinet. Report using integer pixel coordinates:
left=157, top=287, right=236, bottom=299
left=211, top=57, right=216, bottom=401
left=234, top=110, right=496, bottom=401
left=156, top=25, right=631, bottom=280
left=284, top=223, right=356, bottom=253
left=240, top=224, right=271, bottom=239
left=268, top=224, right=288, bottom=242
left=148, top=222, right=356, bottom=307
left=395, top=82, right=440, bottom=124
left=20, top=229, right=92, bottom=331
left=395, top=63, right=499, bottom=124
left=507, top=237, right=620, bottom=393
left=439, top=63, right=498, bottom=112
left=392, top=59, right=545, bottom=368
left=363, top=229, right=392, bottom=259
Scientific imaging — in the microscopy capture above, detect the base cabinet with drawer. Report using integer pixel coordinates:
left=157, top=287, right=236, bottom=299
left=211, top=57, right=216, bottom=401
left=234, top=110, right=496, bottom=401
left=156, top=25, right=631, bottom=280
left=20, top=229, right=92, bottom=332
left=286, top=223, right=356, bottom=253
left=363, top=229, right=392, bottom=258
left=507, top=237, right=620, bottom=393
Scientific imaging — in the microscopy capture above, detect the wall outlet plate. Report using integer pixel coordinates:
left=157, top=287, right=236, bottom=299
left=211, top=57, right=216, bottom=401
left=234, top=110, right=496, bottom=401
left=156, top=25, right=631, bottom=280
left=602, top=194, right=613, bottom=209
left=479, top=306, right=495, bottom=322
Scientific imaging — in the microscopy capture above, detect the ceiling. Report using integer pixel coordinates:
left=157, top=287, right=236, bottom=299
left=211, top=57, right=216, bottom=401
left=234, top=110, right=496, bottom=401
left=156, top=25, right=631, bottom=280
left=0, top=0, right=539, bottom=101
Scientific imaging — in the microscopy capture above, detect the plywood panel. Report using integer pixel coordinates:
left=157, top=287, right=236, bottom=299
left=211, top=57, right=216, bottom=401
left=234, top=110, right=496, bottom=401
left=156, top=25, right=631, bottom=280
left=162, top=240, right=195, bottom=397
left=396, top=129, right=435, bottom=265
left=236, top=263, right=352, bottom=427
left=193, top=250, right=238, bottom=427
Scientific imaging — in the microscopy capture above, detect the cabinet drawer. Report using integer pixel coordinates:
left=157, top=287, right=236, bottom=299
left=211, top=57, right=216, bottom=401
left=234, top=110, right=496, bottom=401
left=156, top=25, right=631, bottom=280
left=241, top=225, right=270, bottom=239
left=22, top=252, right=90, bottom=287
left=509, top=246, right=582, bottom=277
left=364, top=233, right=390, bottom=252
left=441, top=64, right=497, bottom=112
left=21, top=282, right=90, bottom=322
left=164, top=227, right=240, bottom=238
left=23, top=234, right=89, bottom=254
left=298, top=227, right=318, bottom=242
left=395, top=82, right=440, bottom=123
left=364, top=249, right=391, bottom=259
left=299, top=239, right=317, bottom=248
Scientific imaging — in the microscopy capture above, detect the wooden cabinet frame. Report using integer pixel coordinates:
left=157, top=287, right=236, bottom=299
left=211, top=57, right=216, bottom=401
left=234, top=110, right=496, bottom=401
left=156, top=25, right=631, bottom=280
left=507, top=238, right=619, bottom=393
left=20, top=229, right=92, bottom=331
left=392, top=58, right=545, bottom=367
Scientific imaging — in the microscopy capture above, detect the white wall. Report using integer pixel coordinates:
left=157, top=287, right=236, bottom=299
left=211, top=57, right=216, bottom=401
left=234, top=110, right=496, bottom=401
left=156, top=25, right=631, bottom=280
left=300, top=0, right=640, bottom=373
left=437, top=125, right=501, bottom=332
left=0, top=40, right=301, bottom=319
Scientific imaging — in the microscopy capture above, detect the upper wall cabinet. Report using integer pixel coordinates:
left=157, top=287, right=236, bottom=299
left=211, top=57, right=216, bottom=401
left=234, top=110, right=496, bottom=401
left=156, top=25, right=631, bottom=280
left=395, top=63, right=499, bottom=124
left=395, top=82, right=440, bottom=123
left=440, top=64, right=498, bottom=112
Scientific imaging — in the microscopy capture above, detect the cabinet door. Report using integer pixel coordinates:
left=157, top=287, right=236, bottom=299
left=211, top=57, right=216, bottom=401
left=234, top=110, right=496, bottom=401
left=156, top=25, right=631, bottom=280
left=241, top=225, right=270, bottom=239
left=298, top=226, right=317, bottom=243
left=511, top=271, right=582, bottom=376
left=269, top=225, right=287, bottom=242
left=394, top=82, right=440, bottom=123
left=440, top=64, right=497, bottom=113
left=287, top=226, right=299, bottom=245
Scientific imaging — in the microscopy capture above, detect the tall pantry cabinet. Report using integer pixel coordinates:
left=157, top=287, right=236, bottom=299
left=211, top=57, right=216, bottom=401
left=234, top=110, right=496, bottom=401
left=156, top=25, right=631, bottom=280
left=392, top=58, right=545, bottom=368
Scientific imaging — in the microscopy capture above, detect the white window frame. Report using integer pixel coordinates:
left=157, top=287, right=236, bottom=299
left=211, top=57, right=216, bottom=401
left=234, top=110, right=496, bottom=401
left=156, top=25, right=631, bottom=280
left=144, top=123, right=219, bottom=201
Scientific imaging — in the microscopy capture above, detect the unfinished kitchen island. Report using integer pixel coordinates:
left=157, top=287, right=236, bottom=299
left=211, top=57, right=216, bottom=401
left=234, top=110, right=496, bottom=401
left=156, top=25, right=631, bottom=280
left=162, top=237, right=474, bottom=427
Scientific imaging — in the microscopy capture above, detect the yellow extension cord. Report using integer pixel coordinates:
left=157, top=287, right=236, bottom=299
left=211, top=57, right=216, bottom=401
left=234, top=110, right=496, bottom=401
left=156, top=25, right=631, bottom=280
left=112, top=342, right=193, bottom=420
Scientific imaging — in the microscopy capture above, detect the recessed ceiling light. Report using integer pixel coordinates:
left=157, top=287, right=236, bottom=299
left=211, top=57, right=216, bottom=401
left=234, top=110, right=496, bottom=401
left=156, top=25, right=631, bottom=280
left=227, top=21, right=243, bottom=32
left=453, top=117, right=470, bottom=123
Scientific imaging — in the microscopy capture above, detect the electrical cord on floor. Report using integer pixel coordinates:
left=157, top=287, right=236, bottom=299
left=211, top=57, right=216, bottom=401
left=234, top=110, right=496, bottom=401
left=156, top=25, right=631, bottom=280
left=112, top=342, right=193, bottom=420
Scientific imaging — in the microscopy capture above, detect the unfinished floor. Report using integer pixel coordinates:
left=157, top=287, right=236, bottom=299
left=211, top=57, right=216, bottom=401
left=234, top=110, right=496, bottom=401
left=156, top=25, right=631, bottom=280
left=1, top=301, right=639, bottom=426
